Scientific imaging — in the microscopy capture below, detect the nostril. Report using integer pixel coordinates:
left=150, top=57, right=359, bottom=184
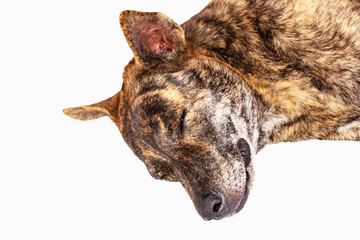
left=213, top=202, right=222, bottom=212
left=199, top=190, right=228, bottom=220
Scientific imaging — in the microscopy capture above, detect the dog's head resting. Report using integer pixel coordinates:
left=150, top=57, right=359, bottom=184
left=64, top=11, right=269, bottom=220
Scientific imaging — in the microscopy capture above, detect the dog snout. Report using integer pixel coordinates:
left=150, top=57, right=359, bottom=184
left=198, top=190, right=230, bottom=220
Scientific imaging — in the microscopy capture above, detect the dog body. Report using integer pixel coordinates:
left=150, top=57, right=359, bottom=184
left=64, top=0, right=360, bottom=220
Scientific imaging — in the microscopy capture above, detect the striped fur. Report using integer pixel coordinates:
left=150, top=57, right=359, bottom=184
left=64, top=0, right=360, bottom=219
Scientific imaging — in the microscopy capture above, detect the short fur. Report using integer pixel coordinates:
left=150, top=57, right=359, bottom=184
left=63, top=0, right=360, bottom=220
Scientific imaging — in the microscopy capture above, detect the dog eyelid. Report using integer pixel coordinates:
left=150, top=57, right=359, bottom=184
left=179, top=109, right=186, bottom=139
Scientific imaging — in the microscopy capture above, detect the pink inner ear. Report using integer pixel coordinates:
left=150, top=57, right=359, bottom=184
left=138, top=20, right=177, bottom=55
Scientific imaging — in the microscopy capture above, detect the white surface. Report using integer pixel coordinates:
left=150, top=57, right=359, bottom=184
left=0, top=0, right=359, bottom=239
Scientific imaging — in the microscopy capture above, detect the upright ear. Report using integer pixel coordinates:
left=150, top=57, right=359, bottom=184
left=63, top=92, right=120, bottom=122
left=120, top=10, right=187, bottom=64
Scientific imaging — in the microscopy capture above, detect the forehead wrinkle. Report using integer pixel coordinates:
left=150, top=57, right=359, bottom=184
left=133, top=88, right=185, bottom=110
left=133, top=87, right=185, bottom=137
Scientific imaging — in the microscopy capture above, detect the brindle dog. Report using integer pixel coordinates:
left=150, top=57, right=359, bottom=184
left=64, top=0, right=360, bottom=220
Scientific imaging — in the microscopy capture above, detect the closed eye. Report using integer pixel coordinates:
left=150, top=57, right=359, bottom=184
left=179, top=109, right=186, bottom=139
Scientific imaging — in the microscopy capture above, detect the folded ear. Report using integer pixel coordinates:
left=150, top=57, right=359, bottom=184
left=63, top=92, right=120, bottom=122
left=120, top=10, right=187, bottom=64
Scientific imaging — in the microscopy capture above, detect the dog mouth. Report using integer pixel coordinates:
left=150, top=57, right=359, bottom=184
left=234, top=138, right=252, bottom=214
left=235, top=170, right=251, bottom=214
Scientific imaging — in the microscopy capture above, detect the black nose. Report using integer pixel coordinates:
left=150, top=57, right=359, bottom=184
left=199, top=190, right=229, bottom=220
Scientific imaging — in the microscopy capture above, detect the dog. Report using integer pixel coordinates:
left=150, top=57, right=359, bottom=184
left=63, top=0, right=360, bottom=220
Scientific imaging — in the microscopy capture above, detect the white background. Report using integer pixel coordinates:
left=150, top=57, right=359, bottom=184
left=0, top=0, right=359, bottom=239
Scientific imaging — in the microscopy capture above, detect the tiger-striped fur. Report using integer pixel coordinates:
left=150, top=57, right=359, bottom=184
left=64, top=0, right=360, bottom=220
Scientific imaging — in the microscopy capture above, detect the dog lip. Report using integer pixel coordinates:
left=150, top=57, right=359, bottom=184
left=235, top=171, right=250, bottom=213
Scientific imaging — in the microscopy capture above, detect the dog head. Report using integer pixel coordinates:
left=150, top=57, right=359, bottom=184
left=64, top=11, right=263, bottom=220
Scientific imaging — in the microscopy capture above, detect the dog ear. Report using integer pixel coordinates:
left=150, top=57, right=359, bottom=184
left=63, top=92, right=120, bottom=122
left=120, top=10, right=187, bottom=64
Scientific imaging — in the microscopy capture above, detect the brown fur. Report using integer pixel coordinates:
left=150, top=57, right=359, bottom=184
left=63, top=0, right=360, bottom=220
